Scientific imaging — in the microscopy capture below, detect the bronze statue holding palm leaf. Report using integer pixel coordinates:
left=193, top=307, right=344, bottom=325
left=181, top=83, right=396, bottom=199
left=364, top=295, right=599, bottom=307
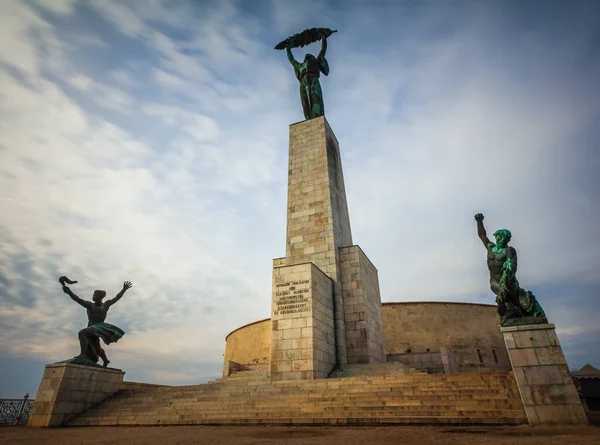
left=275, top=28, right=337, bottom=120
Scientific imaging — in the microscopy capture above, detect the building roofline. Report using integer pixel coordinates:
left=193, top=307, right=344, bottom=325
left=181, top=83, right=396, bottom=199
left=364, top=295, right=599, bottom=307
left=225, top=318, right=271, bottom=341
left=382, top=301, right=496, bottom=308
left=225, top=301, right=497, bottom=340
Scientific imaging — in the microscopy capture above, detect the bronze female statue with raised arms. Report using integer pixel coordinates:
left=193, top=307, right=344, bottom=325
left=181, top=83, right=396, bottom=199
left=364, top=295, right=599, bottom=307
left=275, top=28, right=337, bottom=120
left=60, top=276, right=132, bottom=367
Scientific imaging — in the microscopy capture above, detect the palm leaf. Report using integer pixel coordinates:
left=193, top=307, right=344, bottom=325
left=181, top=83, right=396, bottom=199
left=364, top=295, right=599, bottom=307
left=275, top=28, right=337, bottom=50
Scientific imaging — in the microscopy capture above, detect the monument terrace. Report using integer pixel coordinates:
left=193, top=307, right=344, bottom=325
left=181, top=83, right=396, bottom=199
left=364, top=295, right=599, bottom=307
left=27, top=28, right=587, bottom=428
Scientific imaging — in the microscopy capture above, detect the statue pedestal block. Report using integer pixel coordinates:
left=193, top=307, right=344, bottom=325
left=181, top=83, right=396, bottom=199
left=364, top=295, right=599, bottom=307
left=339, top=246, right=386, bottom=363
left=501, top=324, right=587, bottom=425
left=270, top=262, right=335, bottom=380
left=27, top=363, right=124, bottom=427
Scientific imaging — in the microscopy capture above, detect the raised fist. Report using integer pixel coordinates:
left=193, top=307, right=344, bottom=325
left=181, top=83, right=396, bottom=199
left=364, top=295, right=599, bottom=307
left=474, top=213, right=484, bottom=222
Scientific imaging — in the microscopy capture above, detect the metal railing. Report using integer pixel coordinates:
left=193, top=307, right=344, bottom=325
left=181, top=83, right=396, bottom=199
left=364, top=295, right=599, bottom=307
left=0, top=394, right=35, bottom=425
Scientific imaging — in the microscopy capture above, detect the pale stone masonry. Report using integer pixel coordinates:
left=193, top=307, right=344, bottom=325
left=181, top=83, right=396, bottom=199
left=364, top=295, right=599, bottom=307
left=501, top=323, right=587, bottom=425
left=282, top=117, right=353, bottom=366
left=27, top=363, right=124, bottom=427
left=68, top=371, right=528, bottom=426
left=271, top=116, right=385, bottom=378
left=270, top=263, right=335, bottom=380
left=284, top=117, right=352, bottom=265
left=339, top=246, right=386, bottom=363
left=222, top=302, right=511, bottom=377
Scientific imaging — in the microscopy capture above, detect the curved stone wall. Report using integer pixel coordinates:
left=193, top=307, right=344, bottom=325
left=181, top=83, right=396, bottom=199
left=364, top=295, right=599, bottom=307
left=223, top=318, right=270, bottom=376
left=382, top=302, right=510, bottom=372
left=223, top=302, right=510, bottom=375
left=382, top=302, right=501, bottom=352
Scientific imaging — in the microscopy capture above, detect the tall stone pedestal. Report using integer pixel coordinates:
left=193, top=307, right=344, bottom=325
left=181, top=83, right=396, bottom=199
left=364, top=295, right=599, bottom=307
left=271, top=117, right=386, bottom=380
left=502, top=323, right=587, bottom=425
left=27, top=363, right=124, bottom=427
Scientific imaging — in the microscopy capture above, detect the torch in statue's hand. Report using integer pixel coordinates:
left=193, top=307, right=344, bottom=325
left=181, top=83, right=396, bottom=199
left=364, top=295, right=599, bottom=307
left=59, top=276, right=78, bottom=294
left=59, top=276, right=78, bottom=286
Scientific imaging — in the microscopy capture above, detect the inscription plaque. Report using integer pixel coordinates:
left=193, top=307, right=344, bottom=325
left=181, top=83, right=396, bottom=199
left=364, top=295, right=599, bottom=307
left=274, top=279, right=311, bottom=316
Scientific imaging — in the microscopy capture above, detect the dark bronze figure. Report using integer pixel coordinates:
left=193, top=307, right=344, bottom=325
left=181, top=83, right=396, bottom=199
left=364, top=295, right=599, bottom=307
left=59, top=276, right=131, bottom=367
left=275, top=28, right=337, bottom=120
left=474, top=214, right=547, bottom=326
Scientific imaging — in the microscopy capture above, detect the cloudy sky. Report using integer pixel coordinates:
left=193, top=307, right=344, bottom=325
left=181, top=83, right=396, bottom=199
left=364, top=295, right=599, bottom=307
left=1, top=0, right=599, bottom=398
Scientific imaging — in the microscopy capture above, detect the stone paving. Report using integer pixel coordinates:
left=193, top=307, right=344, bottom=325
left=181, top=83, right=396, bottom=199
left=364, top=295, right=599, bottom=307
left=5, top=425, right=600, bottom=445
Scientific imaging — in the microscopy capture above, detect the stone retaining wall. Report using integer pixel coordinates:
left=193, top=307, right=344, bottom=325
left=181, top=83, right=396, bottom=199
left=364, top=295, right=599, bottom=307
left=224, top=301, right=510, bottom=373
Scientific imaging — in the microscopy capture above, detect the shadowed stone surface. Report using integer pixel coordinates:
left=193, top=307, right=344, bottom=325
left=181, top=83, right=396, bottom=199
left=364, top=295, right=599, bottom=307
left=27, top=363, right=124, bottom=427
left=502, top=324, right=587, bottom=426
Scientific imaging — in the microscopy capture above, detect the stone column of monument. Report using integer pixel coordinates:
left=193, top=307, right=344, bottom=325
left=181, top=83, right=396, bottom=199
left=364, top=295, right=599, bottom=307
left=270, top=117, right=386, bottom=381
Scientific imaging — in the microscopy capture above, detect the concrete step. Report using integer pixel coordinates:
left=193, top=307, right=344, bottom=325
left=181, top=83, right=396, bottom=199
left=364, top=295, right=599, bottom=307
left=329, top=362, right=422, bottom=378
left=107, top=384, right=521, bottom=398
left=108, top=388, right=520, bottom=401
left=74, top=411, right=527, bottom=423
left=79, top=406, right=526, bottom=419
left=99, top=392, right=521, bottom=408
left=81, top=395, right=526, bottom=409
left=70, top=414, right=526, bottom=427
left=209, top=370, right=270, bottom=384
left=95, top=388, right=522, bottom=404
left=66, top=371, right=526, bottom=427
left=114, top=374, right=518, bottom=390
left=119, top=373, right=515, bottom=392
left=103, top=389, right=522, bottom=402
left=97, top=390, right=522, bottom=408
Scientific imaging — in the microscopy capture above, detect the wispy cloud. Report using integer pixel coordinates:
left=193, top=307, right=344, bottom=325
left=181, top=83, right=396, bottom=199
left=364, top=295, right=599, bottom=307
left=67, top=73, right=134, bottom=111
left=33, top=0, right=78, bottom=15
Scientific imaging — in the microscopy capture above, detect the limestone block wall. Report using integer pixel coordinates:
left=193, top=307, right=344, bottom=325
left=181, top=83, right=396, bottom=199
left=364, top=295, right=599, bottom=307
left=270, top=263, right=335, bottom=380
left=285, top=117, right=352, bottom=267
left=339, top=246, right=386, bottom=363
left=222, top=318, right=271, bottom=377
left=324, top=122, right=352, bottom=255
left=382, top=302, right=510, bottom=371
left=119, top=381, right=170, bottom=390
left=387, top=351, right=444, bottom=373
left=502, top=324, right=587, bottom=425
left=28, top=363, right=124, bottom=427
left=224, top=301, right=509, bottom=373
left=284, top=117, right=352, bottom=366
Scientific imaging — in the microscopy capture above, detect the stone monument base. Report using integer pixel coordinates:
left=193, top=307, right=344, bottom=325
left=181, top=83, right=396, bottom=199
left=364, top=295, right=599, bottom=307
left=270, top=262, right=335, bottom=381
left=58, top=355, right=109, bottom=368
left=502, top=316, right=548, bottom=328
left=502, top=323, right=587, bottom=425
left=27, top=362, right=124, bottom=427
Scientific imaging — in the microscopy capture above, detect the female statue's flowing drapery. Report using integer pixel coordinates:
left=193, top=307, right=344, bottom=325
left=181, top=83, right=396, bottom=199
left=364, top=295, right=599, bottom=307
left=286, top=38, right=329, bottom=120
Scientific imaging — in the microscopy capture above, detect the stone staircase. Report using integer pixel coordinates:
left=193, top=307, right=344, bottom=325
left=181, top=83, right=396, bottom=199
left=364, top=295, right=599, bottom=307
left=219, top=369, right=270, bottom=383
left=67, top=371, right=527, bottom=426
left=328, top=362, right=423, bottom=378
